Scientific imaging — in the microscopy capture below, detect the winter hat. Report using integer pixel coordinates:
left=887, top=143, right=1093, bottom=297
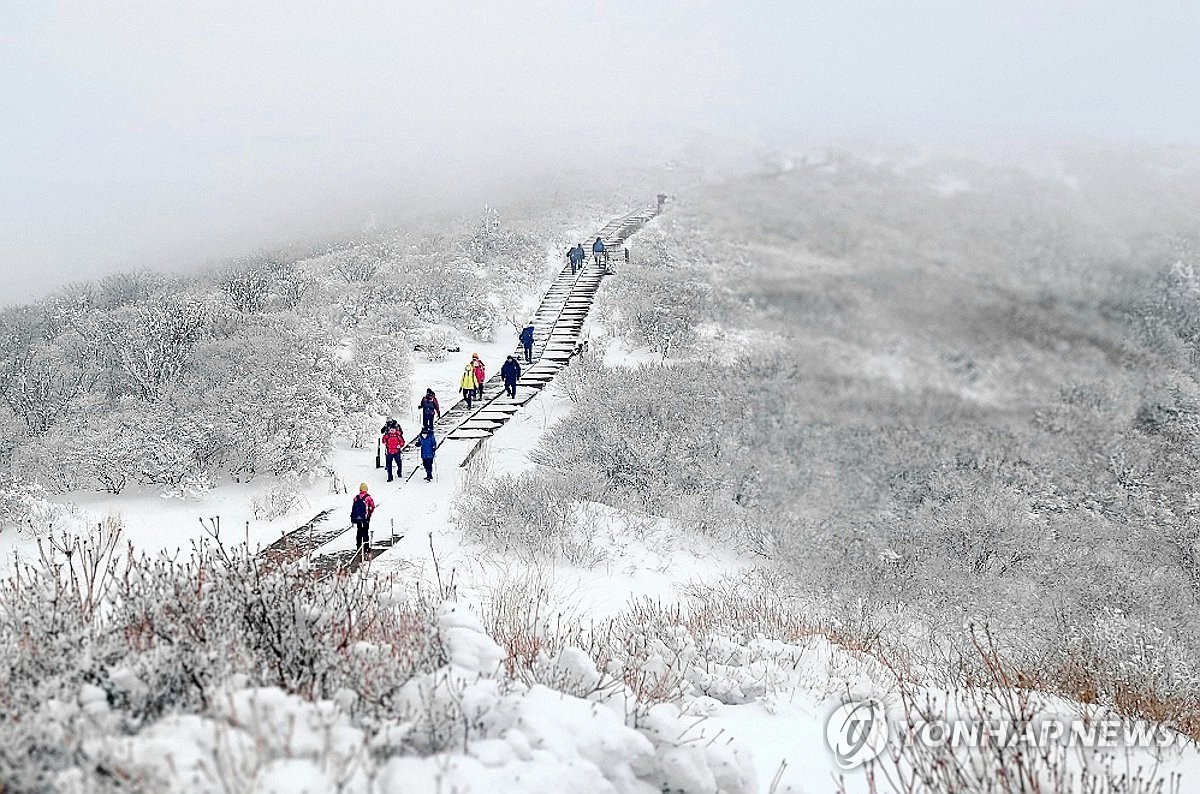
left=359, top=483, right=369, bottom=492
left=471, top=353, right=480, bottom=359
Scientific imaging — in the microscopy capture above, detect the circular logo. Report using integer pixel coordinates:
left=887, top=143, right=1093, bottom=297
left=825, top=698, right=889, bottom=770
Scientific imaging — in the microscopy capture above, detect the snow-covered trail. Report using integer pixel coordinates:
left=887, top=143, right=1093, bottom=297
left=309, top=360, right=748, bottom=617
left=261, top=206, right=657, bottom=574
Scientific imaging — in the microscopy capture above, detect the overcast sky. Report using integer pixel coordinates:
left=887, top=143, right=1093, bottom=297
left=3, top=1, right=1199, bottom=302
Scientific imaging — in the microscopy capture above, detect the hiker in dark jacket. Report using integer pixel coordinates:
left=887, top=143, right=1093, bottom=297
left=419, top=428, right=437, bottom=481
left=592, top=236, right=606, bottom=268
left=568, top=244, right=585, bottom=274
left=519, top=324, right=535, bottom=364
left=500, top=355, right=521, bottom=399
left=350, top=483, right=376, bottom=549
left=418, top=389, right=441, bottom=432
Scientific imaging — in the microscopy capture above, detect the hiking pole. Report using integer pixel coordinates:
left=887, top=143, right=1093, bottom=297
left=375, top=438, right=381, bottom=469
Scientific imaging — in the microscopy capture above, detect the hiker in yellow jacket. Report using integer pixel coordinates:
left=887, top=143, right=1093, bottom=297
left=460, top=364, right=479, bottom=409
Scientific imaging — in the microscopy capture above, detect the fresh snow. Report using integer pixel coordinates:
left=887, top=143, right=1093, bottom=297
left=7, top=229, right=1200, bottom=793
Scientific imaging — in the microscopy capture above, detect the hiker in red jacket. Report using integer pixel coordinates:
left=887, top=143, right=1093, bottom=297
left=470, top=353, right=486, bottom=400
left=380, top=418, right=405, bottom=482
left=350, top=483, right=376, bottom=550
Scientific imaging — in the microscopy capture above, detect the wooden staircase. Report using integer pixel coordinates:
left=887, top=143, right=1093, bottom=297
left=258, top=203, right=662, bottom=577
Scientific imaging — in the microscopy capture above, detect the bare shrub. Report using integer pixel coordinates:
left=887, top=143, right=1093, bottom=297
left=861, top=628, right=1186, bottom=794
left=0, top=523, right=445, bottom=790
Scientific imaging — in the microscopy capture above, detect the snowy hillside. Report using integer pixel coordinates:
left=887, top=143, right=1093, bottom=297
left=5, top=147, right=1200, bottom=792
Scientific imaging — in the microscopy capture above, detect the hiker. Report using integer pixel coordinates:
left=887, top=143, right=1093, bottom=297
left=568, top=243, right=585, bottom=275
left=470, top=353, right=486, bottom=400
left=380, top=418, right=405, bottom=482
left=519, top=323, right=535, bottom=364
left=460, top=364, right=478, bottom=409
left=418, top=389, right=441, bottom=432
left=592, top=236, right=606, bottom=268
left=419, top=428, right=437, bottom=481
left=350, top=483, right=375, bottom=550
left=574, top=243, right=586, bottom=271
left=501, top=355, right=521, bottom=399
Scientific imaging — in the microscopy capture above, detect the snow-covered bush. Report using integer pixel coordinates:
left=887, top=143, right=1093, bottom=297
left=0, top=526, right=442, bottom=790
left=65, top=292, right=212, bottom=401
left=331, top=243, right=384, bottom=284
left=219, top=265, right=271, bottom=314
left=0, top=305, right=88, bottom=434
left=0, top=526, right=760, bottom=793
left=453, top=470, right=604, bottom=566
left=414, top=327, right=459, bottom=362
left=163, top=319, right=348, bottom=483
left=0, top=475, right=68, bottom=532
left=1133, top=260, right=1200, bottom=368
left=326, top=330, right=411, bottom=435
left=388, top=258, right=499, bottom=342
left=533, top=362, right=751, bottom=523
left=606, top=271, right=713, bottom=360
left=12, top=399, right=214, bottom=497
left=248, top=478, right=309, bottom=521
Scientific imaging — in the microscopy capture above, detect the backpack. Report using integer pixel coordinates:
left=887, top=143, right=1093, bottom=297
left=350, top=494, right=369, bottom=521
left=421, top=397, right=436, bottom=418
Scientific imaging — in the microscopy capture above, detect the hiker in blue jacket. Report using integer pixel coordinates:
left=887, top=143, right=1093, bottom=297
left=519, top=323, right=535, bottom=364
left=568, top=243, right=585, bottom=274
left=592, top=236, right=606, bottom=268
left=419, top=428, right=437, bottom=481
left=500, top=355, right=521, bottom=399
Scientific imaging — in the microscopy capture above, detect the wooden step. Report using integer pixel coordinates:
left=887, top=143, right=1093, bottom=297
left=447, top=428, right=493, bottom=439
